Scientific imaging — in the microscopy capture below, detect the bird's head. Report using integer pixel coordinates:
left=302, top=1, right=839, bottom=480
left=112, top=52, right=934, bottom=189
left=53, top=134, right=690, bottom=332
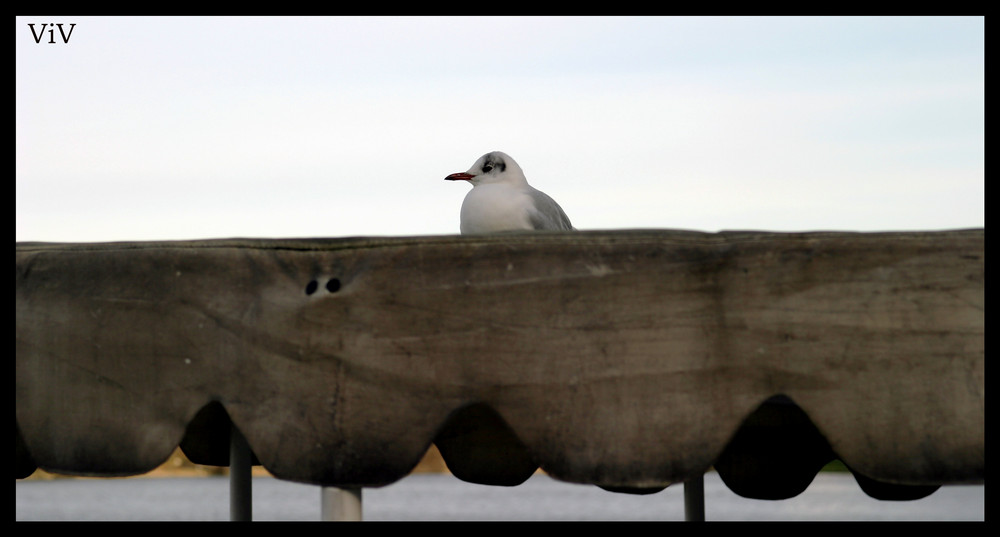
left=445, top=151, right=525, bottom=186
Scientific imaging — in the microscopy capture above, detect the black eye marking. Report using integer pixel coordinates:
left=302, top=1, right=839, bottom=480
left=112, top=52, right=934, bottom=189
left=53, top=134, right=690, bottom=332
left=482, top=154, right=505, bottom=174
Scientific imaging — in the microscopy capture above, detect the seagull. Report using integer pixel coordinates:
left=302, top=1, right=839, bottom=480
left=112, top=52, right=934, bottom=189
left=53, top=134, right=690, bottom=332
left=445, top=151, right=574, bottom=234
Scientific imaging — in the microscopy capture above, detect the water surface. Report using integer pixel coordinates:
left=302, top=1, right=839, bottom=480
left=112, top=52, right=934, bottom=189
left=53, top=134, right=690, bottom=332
left=16, top=471, right=984, bottom=522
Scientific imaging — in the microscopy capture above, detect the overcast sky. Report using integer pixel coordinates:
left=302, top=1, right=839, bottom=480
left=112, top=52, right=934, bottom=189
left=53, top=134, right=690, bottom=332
left=15, top=16, right=984, bottom=242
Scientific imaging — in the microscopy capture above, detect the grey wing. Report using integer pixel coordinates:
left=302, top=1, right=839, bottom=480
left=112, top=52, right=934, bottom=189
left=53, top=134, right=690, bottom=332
left=527, top=188, right=575, bottom=231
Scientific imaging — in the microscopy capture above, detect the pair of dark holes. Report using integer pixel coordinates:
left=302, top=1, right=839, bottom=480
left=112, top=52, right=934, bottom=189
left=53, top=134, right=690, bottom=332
left=305, top=278, right=341, bottom=296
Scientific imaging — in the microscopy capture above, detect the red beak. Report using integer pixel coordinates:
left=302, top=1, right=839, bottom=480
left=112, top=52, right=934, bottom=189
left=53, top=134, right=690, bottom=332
left=445, top=172, right=475, bottom=181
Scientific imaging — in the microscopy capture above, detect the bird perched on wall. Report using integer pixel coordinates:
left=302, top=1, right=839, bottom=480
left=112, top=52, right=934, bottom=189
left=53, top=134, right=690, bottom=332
left=445, top=151, right=574, bottom=234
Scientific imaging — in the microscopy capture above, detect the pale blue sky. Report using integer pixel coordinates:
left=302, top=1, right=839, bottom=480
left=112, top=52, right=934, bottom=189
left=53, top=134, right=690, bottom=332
left=16, top=16, right=984, bottom=242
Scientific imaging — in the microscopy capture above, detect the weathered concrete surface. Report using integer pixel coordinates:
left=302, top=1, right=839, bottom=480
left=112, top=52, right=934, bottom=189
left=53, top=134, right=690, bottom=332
left=15, top=229, right=984, bottom=499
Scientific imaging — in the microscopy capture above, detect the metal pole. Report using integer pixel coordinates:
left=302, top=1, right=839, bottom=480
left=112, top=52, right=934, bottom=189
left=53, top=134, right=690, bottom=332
left=321, top=487, right=362, bottom=521
left=229, top=425, right=252, bottom=521
left=683, top=474, right=705, bottom=521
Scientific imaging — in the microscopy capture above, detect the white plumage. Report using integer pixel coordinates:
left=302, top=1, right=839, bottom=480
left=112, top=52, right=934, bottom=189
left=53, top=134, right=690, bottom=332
left=445, top=151, right=574, bottom=234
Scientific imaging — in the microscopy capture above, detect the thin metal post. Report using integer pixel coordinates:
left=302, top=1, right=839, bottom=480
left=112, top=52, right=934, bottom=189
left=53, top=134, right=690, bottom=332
left=229, top=425, right=252, bottom=521
left=684, top=474, right=705, bottom=521
left=321, top=487, right=362, bottom=521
